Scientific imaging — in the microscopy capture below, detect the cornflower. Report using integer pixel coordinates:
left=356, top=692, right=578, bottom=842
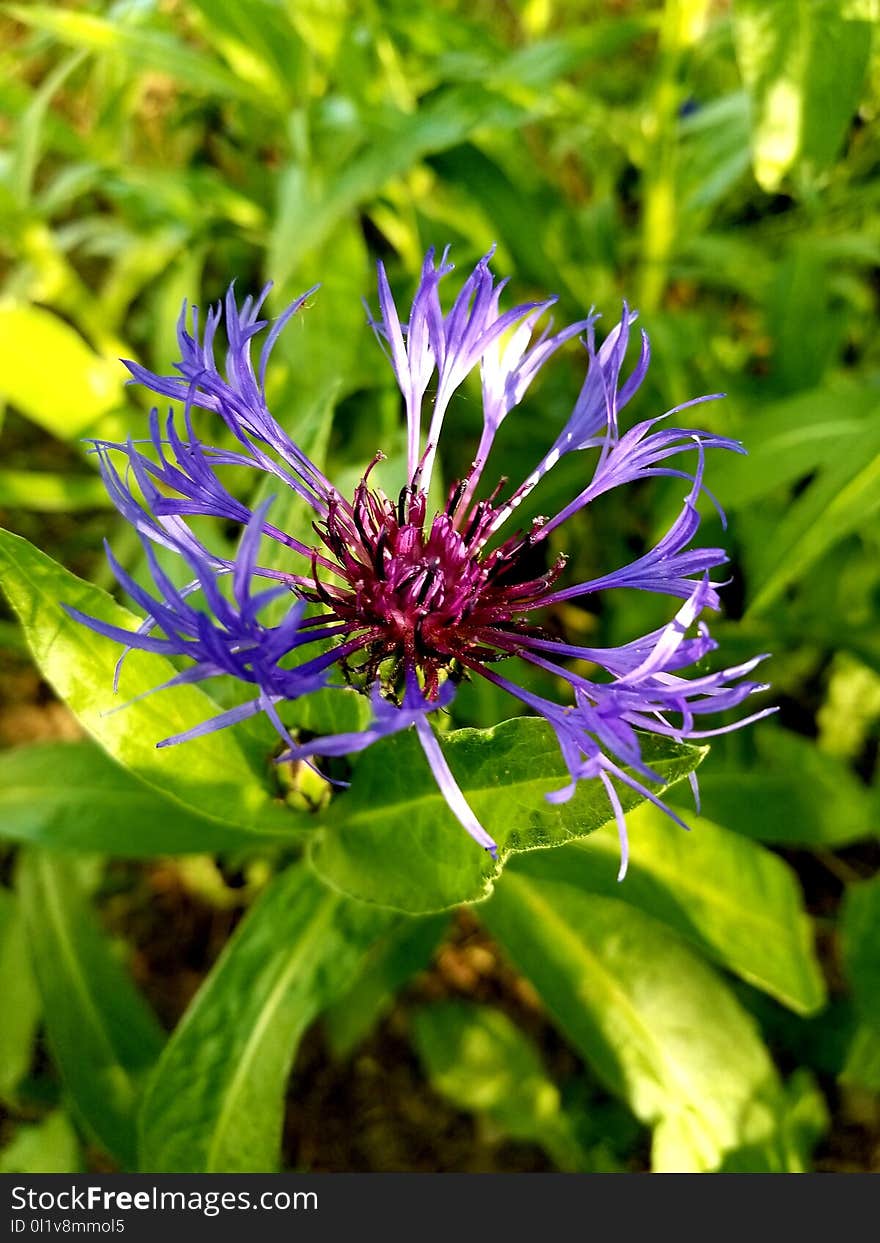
left=71, top=248, right=772, bottom=877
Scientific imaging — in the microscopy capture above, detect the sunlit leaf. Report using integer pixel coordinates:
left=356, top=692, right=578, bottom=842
left=0, top=1111, right=81, bottom=1175
left=0, top=469, right=111, bottom=512
left=482, top=872, right=803, bottom=1172
left=512, top=803, right=825, bottom=1014
left=8, top=6, right=274, bottom=108
left=0, top=528, right=308, bottom=841
left=310, top=720, right=704, bottom=914
left=0, top=303, right=121, bottom=438
left=734, top=0, right=871, bottom=190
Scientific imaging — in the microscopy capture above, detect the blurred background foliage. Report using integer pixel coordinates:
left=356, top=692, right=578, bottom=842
left=0, top=0, right=879, bottom=1173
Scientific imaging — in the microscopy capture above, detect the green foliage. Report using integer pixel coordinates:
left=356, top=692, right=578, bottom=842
left=138, top=862, right=395, bottom=1173
left=0, top=741, right=288, bottom=856
left=733, top=0, right=872, bottom=190
left=325, top=916, right=448, bottom=1058
left=0, top=1112, right=82, bottom=1175
left=0, top=0, right=878, bottom=1175
left=482, top=872, right=825, bottom=1172
left=0, top=887, right=41, bottom=1103
left=688, top=727, right=876, bottom=849
left=0, top=527, right=307, bottom=840
left=839, top=877, right=880, bottom=1092
left=0, top=470, right=111, bottom=512
left=413, top=1001, right=610, bottom=1171
left=514, top=805, right=825, bottom=1014
left=0, top=304, right=121, bottom=438
left=311, top=721, right=704, bottom=913
left=17, top=851, right=165, bottom=1168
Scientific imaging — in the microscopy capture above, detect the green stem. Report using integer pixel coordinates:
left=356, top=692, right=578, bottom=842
left=638, top=0, right=711, bottom=312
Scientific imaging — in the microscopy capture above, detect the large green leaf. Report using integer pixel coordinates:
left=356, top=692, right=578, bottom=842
left=309, top=718, right=704, bottom=914
left=710, top=382, right=879, bottom=509
left=0, top=742, right=292, bottom=855
left=511, top=803, right=825, bottom=1014
left=412, top=1000, right=598, bottom=1171
left=0, top=528, right=309, bottom=841
left=0, top=887, right=41, bottom=1102
left=0, top=303, right=121, bottom=438
left=690, top=728, right=875, bottom=848
left=482, top=873, right=805, bottom=1172
left=138, top=862, right=395, bottom=1173
left=18, top=851, right=165, bottom=1169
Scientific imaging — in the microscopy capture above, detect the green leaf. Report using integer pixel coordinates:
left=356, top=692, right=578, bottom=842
left=267, top=220, right=368, bottom=406
left=734, top=0, right=871, bottom=191
left=0, top=303, right=122, bottom=438
left=717, top=1069, right=828, bottom=1173
left=0, top=1111, right=81, bottom=1175
left=412, top=1000, right=595, bottom=1171
left=678, top=93, right=752, bottom=215
left=710, top=385, right=880, bottom=511
left=0, top=887, right=41, bottom=1102
left=0, top=742, right=293, bottom=856
left=0, top=527, right=308, bottom=841
left=138, top=862, right=395, bottom=1172
left=18, top=850, right=165, bottom=1169
left=482, top=873, right=798, bottom=1172
left=745, top=411, right=880, bottom=617
left=0, top=469, right=111, bottom=512
left=765, top=244, right=836, bottom=394
left=841, top=1024, right=880, bottom=1092
left=325, top=916, right=448, bottom=1057
left=429, top=145, right=573, bottom=297
left=840, top=875, right=880, bottom=1028
left=7, top=50, right=87, bottom=207
left=693, top=729, right=875, bottom=848
left=511, top=803, right=825, bottom=1014
left=310, top=718, right=704, bottom=915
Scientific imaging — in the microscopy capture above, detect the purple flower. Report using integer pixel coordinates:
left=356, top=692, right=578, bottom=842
left=73, top=249, right=772, bottom=875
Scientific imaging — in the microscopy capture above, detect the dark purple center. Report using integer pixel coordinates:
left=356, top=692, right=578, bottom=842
left=307, top=467, right=566, bottom=698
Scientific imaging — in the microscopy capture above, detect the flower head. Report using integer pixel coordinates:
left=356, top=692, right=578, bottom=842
left=74, top=249, right=772, bottom=876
